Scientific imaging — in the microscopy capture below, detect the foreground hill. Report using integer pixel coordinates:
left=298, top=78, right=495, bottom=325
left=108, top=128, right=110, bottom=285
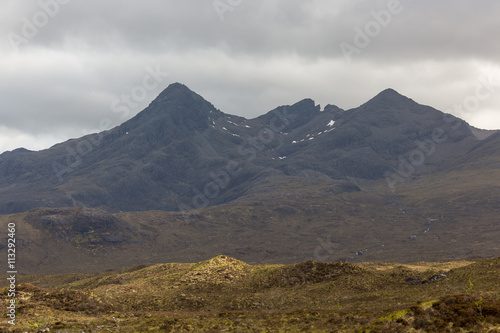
left=1, top=255, right=499, bottom=332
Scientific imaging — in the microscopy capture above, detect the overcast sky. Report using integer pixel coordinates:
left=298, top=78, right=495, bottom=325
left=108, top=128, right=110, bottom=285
left=1, top=0, right=499, bottom=153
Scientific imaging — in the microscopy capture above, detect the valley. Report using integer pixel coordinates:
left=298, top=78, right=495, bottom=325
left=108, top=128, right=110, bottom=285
left=0, top=84, right=499, bottom=332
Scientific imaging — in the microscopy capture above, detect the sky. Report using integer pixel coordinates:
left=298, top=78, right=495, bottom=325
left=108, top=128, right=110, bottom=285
left=1, top=0, right=499, bottom=153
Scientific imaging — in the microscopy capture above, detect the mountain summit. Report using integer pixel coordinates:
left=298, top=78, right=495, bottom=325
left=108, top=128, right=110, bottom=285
left=124, top=82, right=221, bottom=134
left=0, top=84, right=493, bottom=214
left=368, top=88, right=411, bottom=102
left=355, top=88, right=419, bottom=112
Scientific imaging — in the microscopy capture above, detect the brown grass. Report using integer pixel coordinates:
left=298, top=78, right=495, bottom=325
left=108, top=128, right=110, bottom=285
left=1, top=256, right=500, bottom=332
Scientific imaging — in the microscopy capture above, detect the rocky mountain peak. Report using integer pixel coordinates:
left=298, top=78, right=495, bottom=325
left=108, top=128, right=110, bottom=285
left=127, top=82, right=220, bottom=133
left=152, top=82, right=199, bottom=104
left=0, top=84, right=488, bottom=214
left=360, top=88, right=416, bottom=110
left=149, top=82, right=213, bottom=112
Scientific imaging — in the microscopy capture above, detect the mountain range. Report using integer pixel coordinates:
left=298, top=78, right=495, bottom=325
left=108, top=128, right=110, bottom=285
left=0, top=83, right=499, bottom=273
left=0, top=83, right=496, bottom=214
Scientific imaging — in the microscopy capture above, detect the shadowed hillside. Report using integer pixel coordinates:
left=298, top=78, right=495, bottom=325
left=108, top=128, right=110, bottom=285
left=2, top=169, right=499, bottom=275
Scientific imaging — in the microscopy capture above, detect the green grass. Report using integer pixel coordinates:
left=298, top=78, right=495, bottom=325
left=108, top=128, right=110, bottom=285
left=1, top=256, right=500, bottom=332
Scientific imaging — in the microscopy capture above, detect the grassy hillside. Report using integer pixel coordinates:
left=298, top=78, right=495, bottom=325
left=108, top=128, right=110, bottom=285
left=1, top=167, right=500, bottom=276
left=1, top=255, right=500, bottom=332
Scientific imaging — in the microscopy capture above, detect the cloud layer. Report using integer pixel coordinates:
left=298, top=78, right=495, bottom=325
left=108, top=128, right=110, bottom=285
left=1, top=0, right=499, bottom=153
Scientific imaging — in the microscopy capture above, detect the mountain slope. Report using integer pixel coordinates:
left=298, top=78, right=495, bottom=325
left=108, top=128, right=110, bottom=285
left=3, top=170, right=500, bottom=275
left=0, top=84, right=491, bottom=214
left=0, top=83, right=499, bottom=274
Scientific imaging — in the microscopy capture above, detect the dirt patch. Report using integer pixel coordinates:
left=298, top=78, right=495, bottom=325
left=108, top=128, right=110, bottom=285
left=179, top=255, right=250, bottom=286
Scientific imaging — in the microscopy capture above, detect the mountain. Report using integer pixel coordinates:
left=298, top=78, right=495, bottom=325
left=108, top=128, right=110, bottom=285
left=0, top=83, right=499, bottom=274
left=0, top=84, right=489, bottom=214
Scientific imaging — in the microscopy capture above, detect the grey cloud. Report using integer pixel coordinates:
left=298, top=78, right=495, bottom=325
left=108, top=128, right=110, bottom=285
left=4, top=0, right=500, bottom=60
left=0, top=0, right=499, bottom=153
